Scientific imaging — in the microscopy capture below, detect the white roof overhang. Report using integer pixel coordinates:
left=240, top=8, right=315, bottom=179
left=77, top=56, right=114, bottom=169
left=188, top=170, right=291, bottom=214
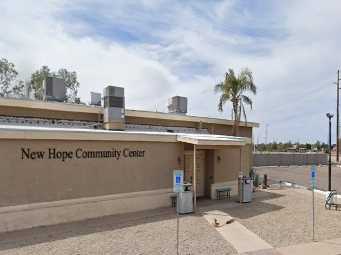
left=177, top=133, right=247, bottom=146
left=0, top=125, right=251, bottom=145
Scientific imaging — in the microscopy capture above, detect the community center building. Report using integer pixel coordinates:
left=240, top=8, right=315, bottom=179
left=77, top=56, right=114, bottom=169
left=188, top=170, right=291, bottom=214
left=0, top=85, right=258, bottom=232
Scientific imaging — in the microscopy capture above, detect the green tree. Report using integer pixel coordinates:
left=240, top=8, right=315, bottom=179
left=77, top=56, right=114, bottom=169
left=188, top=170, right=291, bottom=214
left=30, top=65, right=51, bottom=100
left=215, top=68, right=257, bottom=136
left=314, top=141, right=321, bottom=151
left=30, top=66, right=80, bottom=103
left=56, top=68, right=80, bottom=103
left=271, top=142, right=278, bottom=151
left=0, top=58, right=24, bottom=97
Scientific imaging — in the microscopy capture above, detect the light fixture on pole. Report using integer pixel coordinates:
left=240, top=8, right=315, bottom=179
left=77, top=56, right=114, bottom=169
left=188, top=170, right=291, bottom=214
left=334, top=70, right=341, bottom=162
left=326, top=113, right=334, bottom=191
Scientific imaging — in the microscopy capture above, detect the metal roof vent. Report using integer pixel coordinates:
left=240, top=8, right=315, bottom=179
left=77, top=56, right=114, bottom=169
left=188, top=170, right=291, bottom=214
left=90, top=92, right=101, bottom=106
left=43, top=77, right=66, bottom=102
left=168, top=96, right=187, bottom=115
left=24, top=81, right=33, bottom=99
left=103, top=85, right=125, bottom=130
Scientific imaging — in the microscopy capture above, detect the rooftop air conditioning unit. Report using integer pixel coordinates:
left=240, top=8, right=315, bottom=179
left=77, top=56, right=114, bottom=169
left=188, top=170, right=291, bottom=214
left=24, top=81, right=31, bottom=99
left=90, top=92, right=101, bottom=106
left=43, top=77, right=66, bottom=102
left=103, top=86, right=125, bottom=130
left=168, top=96, right=187, bottom=114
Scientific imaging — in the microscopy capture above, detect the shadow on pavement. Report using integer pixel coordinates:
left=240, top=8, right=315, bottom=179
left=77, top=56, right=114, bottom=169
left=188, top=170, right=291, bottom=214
left=0, top=190, right=285, bottom=251
left=0, top=207, right=181, bottom=251
left=199, top=190, right=285, bottom=220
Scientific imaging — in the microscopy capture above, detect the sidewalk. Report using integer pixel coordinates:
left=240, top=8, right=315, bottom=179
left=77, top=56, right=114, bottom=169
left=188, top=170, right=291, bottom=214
left=277, top=237, right=341, bottom=255
left=237, top=236, right=341, bottom=255
left=203, top=210, right=272, bottom=254
left=200, top=189, right=341, bottom=255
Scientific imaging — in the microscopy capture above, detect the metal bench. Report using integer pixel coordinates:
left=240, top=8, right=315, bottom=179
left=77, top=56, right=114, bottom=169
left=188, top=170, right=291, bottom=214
left=216, top=187, right=231, bottom=200
left=325, top=190, right=341, bottom=210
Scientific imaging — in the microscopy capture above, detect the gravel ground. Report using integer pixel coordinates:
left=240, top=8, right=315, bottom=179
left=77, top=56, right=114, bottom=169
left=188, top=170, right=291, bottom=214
left=255, top=165, right=341, bottom=191
left=0, top=207, right=236, bottom=255
left=2, top=187, right=341, bottom=254
left=225, top=188, right=341, bottom=248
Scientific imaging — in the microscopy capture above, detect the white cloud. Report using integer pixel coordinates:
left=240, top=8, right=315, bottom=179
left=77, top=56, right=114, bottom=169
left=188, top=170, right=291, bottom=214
left=1, top=0, right=341, bottom=143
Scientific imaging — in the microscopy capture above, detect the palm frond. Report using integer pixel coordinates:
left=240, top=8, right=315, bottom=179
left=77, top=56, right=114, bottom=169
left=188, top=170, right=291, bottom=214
left=241, top=101, right=247, bottom=123
left=226, top=69, right=236, bottom=81
left=214, top=67, right=256, bottom=132
left=239, top=68, right=256, bottom=94
left=218, top=93, right=229, bottom=112
left=214, top=82, right=224, bottom=93
left=241, top=95, right=253, bottom=109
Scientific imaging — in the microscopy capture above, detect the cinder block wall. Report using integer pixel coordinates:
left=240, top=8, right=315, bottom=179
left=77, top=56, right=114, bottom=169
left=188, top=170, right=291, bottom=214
left=253, top=152, right=327, bottom=167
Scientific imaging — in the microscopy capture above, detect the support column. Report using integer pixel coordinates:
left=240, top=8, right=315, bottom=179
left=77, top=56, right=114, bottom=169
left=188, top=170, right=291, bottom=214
left=193, top=144, right=197, bottom=212
left=239, top=147, right=242, bottom=176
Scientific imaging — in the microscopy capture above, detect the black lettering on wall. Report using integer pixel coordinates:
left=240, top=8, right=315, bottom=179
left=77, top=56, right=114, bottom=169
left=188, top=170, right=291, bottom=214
left=21, top=148, right=45, bottom=160
left=21, top=148, right=30, bottom=160
left=20, top=147, right=146, bottom=161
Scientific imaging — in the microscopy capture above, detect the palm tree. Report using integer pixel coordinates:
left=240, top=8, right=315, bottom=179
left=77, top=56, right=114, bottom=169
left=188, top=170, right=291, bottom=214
left=214, top=68, right=256, bottom=136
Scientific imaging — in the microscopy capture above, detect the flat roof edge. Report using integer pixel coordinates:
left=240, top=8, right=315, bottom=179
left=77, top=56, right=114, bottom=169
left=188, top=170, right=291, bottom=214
left=0, top=98, right=259, bottom=128
left=0, top=126, right=254, bottom=144
left=0, top=126, right=177, bottom=142
left=127, top=109, right=259, bottom=128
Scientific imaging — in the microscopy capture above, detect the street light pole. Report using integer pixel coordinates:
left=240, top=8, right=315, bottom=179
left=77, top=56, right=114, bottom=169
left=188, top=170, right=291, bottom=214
left=327, top=113, right=334, bottom=191
left=336, top=70, right=340, bottom=162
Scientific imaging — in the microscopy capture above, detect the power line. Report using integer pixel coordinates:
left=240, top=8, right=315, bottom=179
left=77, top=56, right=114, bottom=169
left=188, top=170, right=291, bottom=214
left=336, top=70, right=340, bottom=162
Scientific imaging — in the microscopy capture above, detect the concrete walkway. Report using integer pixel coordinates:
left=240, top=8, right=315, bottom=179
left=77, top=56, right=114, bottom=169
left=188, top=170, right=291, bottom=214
left=203, top=210, right=273, bottom=254
left=238, top=237, right=341, bottom=255
left=278, top=237, right=341, bottom=255
left=203, top=209, right=341, bottom=255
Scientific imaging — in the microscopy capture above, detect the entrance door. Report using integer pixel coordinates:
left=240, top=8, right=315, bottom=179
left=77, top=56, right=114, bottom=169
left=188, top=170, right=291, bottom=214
left=184, top=150, right=205, bottom=197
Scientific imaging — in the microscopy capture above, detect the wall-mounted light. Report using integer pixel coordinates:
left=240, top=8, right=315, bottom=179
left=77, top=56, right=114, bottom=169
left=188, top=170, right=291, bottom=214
left=217, top=155, right=221, bottom=162
left=177, top=156, right=182, bottom=165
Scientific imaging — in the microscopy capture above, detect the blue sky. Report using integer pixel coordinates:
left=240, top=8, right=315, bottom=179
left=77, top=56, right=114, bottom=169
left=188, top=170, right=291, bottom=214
left=1, top=0, right=341, bottom=143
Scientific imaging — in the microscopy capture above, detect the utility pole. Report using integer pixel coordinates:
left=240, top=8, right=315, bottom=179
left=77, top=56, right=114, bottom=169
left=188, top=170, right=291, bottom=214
left=337, top=70, right=340, bottom=161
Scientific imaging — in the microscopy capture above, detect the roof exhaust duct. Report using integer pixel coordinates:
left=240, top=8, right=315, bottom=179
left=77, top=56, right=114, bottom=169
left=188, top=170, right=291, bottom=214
left=103, top=86, right=125, bottom=130
left=43, top=77, right=66, bottom=102
left=90, top=92, right=101, bottom=106
left=168, top=96, right=187, bottom=115
left=24, top=81, right=32, bottom=99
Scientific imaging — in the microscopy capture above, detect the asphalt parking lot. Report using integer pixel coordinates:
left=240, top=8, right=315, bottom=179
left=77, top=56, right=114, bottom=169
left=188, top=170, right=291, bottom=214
left=255, top=165, right=341, bottom=191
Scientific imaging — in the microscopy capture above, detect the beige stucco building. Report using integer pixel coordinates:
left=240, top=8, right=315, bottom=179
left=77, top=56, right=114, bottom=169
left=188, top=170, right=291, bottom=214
left=0, top=95, right=258, bottom=233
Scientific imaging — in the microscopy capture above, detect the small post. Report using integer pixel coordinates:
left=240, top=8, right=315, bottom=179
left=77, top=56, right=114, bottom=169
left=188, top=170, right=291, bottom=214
left=337, top=70, right=340, bottom=162
left=193, top=144, right=197, bottom=212
left=311, top=165, right=317, bottom=242
left=263, top=174, right=268, bottom=189
left=176, top=212, right=179, bottom=255
left=312, top=187, right=316, bottom=241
